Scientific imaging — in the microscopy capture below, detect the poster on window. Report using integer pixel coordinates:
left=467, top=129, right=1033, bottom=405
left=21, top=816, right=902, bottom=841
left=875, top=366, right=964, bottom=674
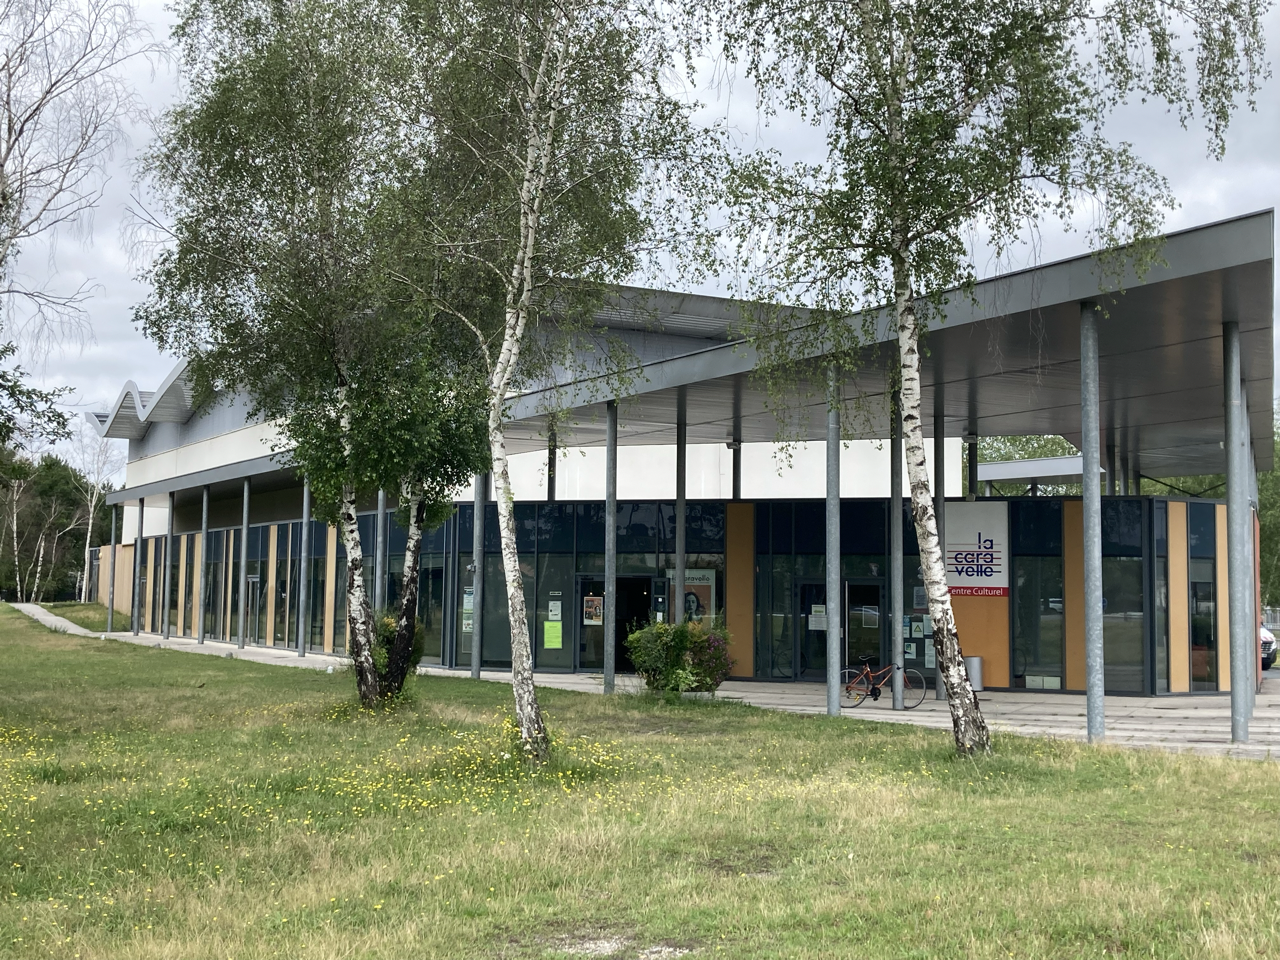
left=680, top=569, right=716, bottom=623
left=582, top=596, right=603, bottom=626
left=944, top=500, right=1009, bottom=597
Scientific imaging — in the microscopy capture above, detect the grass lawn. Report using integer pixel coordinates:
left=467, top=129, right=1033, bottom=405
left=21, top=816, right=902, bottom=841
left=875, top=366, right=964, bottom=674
left=37, top=602, right=111, bottom=634
left=1, top=605, right=1279, bottom=959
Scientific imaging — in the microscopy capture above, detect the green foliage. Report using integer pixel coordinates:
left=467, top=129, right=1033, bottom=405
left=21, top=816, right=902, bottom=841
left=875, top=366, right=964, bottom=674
left=136, top=0, right=491, bottom=523
left=0, top=344, right=70, bottom=452
left=372, top=612, right=426, bottom=682
left=625, top=617, right=734, bottom=693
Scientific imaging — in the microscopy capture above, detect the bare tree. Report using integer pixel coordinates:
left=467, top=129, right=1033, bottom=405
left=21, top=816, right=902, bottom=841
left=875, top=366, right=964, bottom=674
left=66, top=420, right=122, bottom=600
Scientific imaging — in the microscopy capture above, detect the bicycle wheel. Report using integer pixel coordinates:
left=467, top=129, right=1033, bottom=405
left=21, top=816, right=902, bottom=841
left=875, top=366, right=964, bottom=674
left=840, top=668, right=870, bottom=707
left=901, top=668, right=928, bottom=710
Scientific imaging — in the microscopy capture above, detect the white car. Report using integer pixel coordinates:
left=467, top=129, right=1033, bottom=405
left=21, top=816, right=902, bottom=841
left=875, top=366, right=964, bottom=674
left=1262, top=625, right=1276, bottom=671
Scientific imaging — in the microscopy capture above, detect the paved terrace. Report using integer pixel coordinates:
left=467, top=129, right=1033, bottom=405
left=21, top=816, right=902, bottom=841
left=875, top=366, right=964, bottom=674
left=14, top=604, right=1279, bottom=761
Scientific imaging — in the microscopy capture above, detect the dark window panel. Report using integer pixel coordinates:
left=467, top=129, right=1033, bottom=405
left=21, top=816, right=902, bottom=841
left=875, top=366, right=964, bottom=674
left=618, top=502, right=659, bottom=554
left=770, top=502, right=793, bottom=554
left=841, top=500, right=886, bottom=555
left=1011, top=500, right=1063, bottom=557
left=793, top=501, right=825, bottom=554
left=577, top=503, right=605, bottom=553
left=755, top=502, right=770, bottom=554
left=1101, top=499, right=1143, bottom=557
left=1188, top=501, right=1216, bottom=559
left=1154, top=500, right=1167, bottom=558
left=537, top=503, right=575, bottom=553
left=687, top=502, right=725, bottom=552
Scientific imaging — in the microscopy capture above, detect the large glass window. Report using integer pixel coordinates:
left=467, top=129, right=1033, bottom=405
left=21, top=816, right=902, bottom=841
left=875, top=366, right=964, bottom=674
left=1153, top=502, right=1168, bottom=694
left=1103, top=557, right=1145, bottom=693
left=1190, top=558, right=1218, bottom=690
left=1012, top=556, right=1065, bottom=689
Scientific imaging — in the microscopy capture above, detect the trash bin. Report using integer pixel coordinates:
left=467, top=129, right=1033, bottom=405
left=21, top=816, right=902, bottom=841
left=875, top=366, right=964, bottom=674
left=964, top=656, right=983, bottom=692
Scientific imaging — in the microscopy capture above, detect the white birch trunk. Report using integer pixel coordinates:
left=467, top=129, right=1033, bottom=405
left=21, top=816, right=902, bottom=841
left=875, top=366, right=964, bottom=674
left=81, top=487, right=100, bottom=602
left=385, top=484, right=428, bottom=692
left=338, top=483, right=381, bottom=704
left=895, top=261, right=991, bottom=754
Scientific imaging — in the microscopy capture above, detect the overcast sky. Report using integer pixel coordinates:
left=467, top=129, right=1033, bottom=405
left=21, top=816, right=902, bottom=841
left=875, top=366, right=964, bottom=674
left=25, top=0, right=1280, bottom=433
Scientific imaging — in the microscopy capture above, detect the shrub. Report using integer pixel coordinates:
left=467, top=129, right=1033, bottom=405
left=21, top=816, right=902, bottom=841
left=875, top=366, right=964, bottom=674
left=625, top=617, right=734, bottom=693
left=372, top=612, right=427, bottom=678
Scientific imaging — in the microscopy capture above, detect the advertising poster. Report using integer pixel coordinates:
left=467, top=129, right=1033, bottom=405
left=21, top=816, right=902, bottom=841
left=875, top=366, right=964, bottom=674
left=944, top=500, right=1009, bottom=596
left=461, top=586, right=474, bottom=634
left=681, top=569, right=716, bottom=623
left=582, top=596, right=603, bottom=626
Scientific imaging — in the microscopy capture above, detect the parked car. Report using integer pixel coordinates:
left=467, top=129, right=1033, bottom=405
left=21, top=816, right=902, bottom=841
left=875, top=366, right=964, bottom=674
left=1262, top=625, right=1276, bottom=671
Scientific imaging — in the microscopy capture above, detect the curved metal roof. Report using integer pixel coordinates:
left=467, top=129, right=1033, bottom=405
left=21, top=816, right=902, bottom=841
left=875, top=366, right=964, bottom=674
left=86, top=360, right=196, bottom=440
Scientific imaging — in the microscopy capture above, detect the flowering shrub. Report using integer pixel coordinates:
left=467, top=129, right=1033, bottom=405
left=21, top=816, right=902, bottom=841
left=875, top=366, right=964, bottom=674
left=625, top=617, right=734, bottom=693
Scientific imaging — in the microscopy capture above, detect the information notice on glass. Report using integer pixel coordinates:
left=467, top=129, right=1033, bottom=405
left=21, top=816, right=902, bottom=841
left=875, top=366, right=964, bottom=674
left=543, top=621, right=562, bottom=650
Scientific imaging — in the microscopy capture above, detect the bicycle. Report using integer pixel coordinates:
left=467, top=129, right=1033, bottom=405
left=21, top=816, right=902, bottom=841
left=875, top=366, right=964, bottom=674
left=840, top=657, right=927, bottom=709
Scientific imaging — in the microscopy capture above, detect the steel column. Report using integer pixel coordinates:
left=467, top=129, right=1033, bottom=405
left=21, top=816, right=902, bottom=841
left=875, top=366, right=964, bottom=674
left=298, top=480, right=311, bottom=657
left=891, top=391, right=904, bottom=711
left=675, top=387, right=687, bottom=620
left=1106, top=442, right=1116, bottom=496
left=238, top=478, right=249, bottom=648
left=132, top=497, right=144, bottom=635
left=732, top=376, right=743, bottom=500
left=471, top=474, right=485, bottom=678
left=604, top=400, right=618, bottom=693
left=826, top=368, right=842, bottom=716
left=1119, top=457, right=1129, bottom=496
left=966, top=439, right=978, bottom=500
left=1081, top=304, right=1105, bottom=742
left=1224, top=321, right=1250, bottom=742
left=933, top=383, right=945, bottom=551
left=547, top=418, right=557, bottom=502
left=374, top=488, right=387, bottom=612
left=106, top=505, right=117, bottom=633
left=162, top=491, right=174, bottom=639
left=196, top=486, right=208, bottom=642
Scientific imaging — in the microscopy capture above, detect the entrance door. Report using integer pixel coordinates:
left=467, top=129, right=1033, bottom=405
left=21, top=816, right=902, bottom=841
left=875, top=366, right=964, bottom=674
left=796, top=580, right=829, bottom=681
left=845, top=582, right=884, bottom=667
left=576, top=575, right=660, bottom=673
left=246, top=575, right=264, bottom=645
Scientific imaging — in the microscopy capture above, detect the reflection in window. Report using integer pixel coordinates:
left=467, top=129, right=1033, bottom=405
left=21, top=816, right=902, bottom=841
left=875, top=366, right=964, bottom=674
left=1012, top=556, right=1064, bottom=689
left=1190, top=557, right=1218, bottom=691
left=1103, top=557, right=1145, bottom=693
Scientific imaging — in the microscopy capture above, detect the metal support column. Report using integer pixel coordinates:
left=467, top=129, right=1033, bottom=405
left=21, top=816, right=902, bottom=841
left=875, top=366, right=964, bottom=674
left=297, top=480, right=311, bottom=657
left=604, top=400, right=618, bottom=693
left=732, top=376, right=743, bottom=500
left=891, top=392, right=905, bottom=710
left=675, top=387, right=687, bottom=619
left=238, top=478, right=249, bottom=648
left=471, top=474, right=485, bottom=678
left=162, top=491, right=174, bottom=639
left=826, top=368, right=842, bottom=717
left=106, top=505, right=117, bottom=633
left=196, top=486, right=208, bottom=643
left=1106, top=442, right=1116, bottom=496
left=374, top=488, right=387, bottom=612
left=132, top=497, right=144, bottom=635
left=966, top=437, right=978, bottom=500
left=547, top=419, right=557, bottom=502
left=933, top=385, right=946, bottom=561
left=1224, top=320, right=1250, bottom=742
left=1081, top=304, right=1105, bottom=742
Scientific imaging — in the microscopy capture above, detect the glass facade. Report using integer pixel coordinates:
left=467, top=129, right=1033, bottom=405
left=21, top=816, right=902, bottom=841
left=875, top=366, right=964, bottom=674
left=111, top=491, right=1241, bottom=696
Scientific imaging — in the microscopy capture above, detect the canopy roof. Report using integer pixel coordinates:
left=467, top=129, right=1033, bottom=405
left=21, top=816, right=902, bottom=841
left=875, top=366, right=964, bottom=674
left=94, top=210, right=1275, bottom=498
left=505, top=210, right=1275, bottom=477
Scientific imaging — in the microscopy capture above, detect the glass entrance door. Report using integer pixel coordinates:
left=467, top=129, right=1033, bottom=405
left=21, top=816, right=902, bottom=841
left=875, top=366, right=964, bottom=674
left=796, top=581, right=828, bottom=680
left=845, top=582, right=883, bottom=667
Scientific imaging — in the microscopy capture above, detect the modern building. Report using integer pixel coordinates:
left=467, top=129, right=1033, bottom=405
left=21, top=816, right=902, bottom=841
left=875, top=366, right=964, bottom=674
left=86, top=212, right=1274, bottom=738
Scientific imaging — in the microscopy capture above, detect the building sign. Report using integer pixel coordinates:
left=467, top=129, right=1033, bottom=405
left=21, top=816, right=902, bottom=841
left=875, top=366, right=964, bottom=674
left=944, top=501, right=1009, bottom=597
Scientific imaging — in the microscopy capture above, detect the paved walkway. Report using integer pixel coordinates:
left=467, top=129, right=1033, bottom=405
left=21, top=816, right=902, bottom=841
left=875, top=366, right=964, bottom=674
left=420, top=667, right=1280, bottom=761
left=11, top=603, right=352, bottom=672
left=15, top=605, right=1278, bottom=760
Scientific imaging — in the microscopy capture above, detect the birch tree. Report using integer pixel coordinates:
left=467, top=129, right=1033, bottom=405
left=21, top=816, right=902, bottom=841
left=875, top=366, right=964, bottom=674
left=705, top=0, right=1265, bottom=753
left=406, top=0, right=719, bottom=759
left=66, top=421, right=123, bottom=601
left=136, top=0, right=489, bottom=705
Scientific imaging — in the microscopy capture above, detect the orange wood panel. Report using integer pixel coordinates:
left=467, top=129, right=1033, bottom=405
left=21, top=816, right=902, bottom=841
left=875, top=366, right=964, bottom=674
left=115, top=544, right=133, bottom=617
left=1216, top=503, right=1230, bottom=691
left=724, top=502, right=755, bottom=678
left=323, top=525, right=337, bottom=653
left=1063, top=500, right=1086, bottom=691
left=1167, top=501, right=1190, bottom=692
left=952, top=594, right=1009, bottom=687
